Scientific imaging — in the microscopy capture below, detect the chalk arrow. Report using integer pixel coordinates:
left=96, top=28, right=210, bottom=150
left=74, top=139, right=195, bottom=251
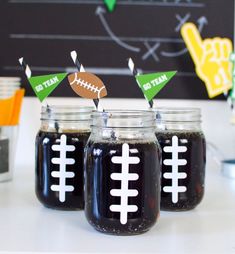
left=95, top=6, right=140, bottom=52
left=161, top=48, right=188, bottom=58
left=197, top=16, right=208, bottom=33
left=96, top=5, right=106, bottom=15
left=161, top=16, right=208, bottom=58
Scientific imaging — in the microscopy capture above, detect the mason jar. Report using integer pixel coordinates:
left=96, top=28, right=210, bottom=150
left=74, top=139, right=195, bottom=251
left=84, top=110, right=161, bottom=235
left=35, top=105, right=93, bottom=210
left=155, top=108, right=206, bottom=211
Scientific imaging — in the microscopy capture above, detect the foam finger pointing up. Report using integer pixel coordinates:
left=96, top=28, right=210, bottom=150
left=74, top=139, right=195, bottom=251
left=181, top=22, right=204, bottom=65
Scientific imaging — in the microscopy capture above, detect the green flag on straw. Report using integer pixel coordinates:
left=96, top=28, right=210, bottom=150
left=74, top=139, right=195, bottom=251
left=28, top=73, right=67, bottom=102
left=104, top=0, right=116, bottom=12
left=135, top=71, right=177, bottom=102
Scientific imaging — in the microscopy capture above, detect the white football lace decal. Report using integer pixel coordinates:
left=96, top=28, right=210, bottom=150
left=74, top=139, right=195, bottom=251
left=163, top=136, right=187, bottom=204
left=50, top=134, right=76, bottom=203
left=109, top=143, right=139, bottom=225
left=70, top=72, right=104, bottom=98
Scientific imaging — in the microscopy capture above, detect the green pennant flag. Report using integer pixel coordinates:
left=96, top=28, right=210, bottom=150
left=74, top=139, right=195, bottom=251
left=135, top=71, right=177, bottom=102
left=28, top=73, right=67, bottom=102
left=104, top=0, right=116, bottom=12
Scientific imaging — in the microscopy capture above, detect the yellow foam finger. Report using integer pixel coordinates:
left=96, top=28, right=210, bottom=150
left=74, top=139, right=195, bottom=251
left=181, top=22, right=204, bottom=66
left=212, top=38, right=223, bottom=60
left=202, top=39, right=214, bottom=63
left=222, top=39, right=233, bottom=60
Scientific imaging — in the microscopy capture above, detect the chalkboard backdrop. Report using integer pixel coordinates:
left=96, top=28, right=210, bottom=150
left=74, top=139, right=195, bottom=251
left=0, top=0, right=233, bottom=99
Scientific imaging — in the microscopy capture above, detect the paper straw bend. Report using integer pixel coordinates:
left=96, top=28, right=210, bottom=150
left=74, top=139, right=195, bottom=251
left=70, top=51, right=85, bottom=72
left=128, top=58, right=138, bottom=76
left=18, top=57, right=32, bottom=79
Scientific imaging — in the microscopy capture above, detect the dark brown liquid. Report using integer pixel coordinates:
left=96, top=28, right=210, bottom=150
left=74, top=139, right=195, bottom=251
left=156, top=131, right=206, bottom=211
left=35, top=131, right=90, bottom=210
left=84, top=141, right=161, bottom=235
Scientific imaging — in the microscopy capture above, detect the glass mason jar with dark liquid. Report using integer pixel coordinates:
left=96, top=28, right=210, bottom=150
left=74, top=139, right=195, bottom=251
left=155, top=108, right=206, bottom=211
left=35, top=105, right=93, bottom=210
left=84, top=110, right=161, bottom=235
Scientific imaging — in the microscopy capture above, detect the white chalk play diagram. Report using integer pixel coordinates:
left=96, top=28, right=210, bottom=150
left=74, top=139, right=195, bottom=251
left=163, top=136, right=187, bottom=203
left=109, top=143, right=140, bottom=225
left=50, top=134, right=76, bottom=203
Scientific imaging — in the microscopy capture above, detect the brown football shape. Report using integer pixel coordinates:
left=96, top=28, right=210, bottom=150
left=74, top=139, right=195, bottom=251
left=68, top=72, right=107, bottom=99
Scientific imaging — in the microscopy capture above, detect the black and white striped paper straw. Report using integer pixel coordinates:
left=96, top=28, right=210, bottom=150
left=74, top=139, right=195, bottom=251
left=19, top=57, right=32, bottom=79
left=70, top=51, right=85, bottom=73
left=70, top=50, right=102, bottom=111
left=128, top=58, right=154, bottom=108
left=18, top=57, right=59, bottom=131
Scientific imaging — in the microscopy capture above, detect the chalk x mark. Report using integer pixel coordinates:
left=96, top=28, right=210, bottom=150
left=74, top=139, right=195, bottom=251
left=161, top=16, right=208, bottom=58
left=142, top=42, right=160, bottom=62
left=175, top=13, right=191, bottom=32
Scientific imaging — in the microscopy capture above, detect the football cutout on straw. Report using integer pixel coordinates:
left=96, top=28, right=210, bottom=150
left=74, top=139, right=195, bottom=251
left=68, top=72, right=107, bottom=99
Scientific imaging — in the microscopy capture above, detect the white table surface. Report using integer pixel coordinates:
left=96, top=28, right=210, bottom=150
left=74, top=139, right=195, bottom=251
left=0, top=159, right=235, bottom=254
